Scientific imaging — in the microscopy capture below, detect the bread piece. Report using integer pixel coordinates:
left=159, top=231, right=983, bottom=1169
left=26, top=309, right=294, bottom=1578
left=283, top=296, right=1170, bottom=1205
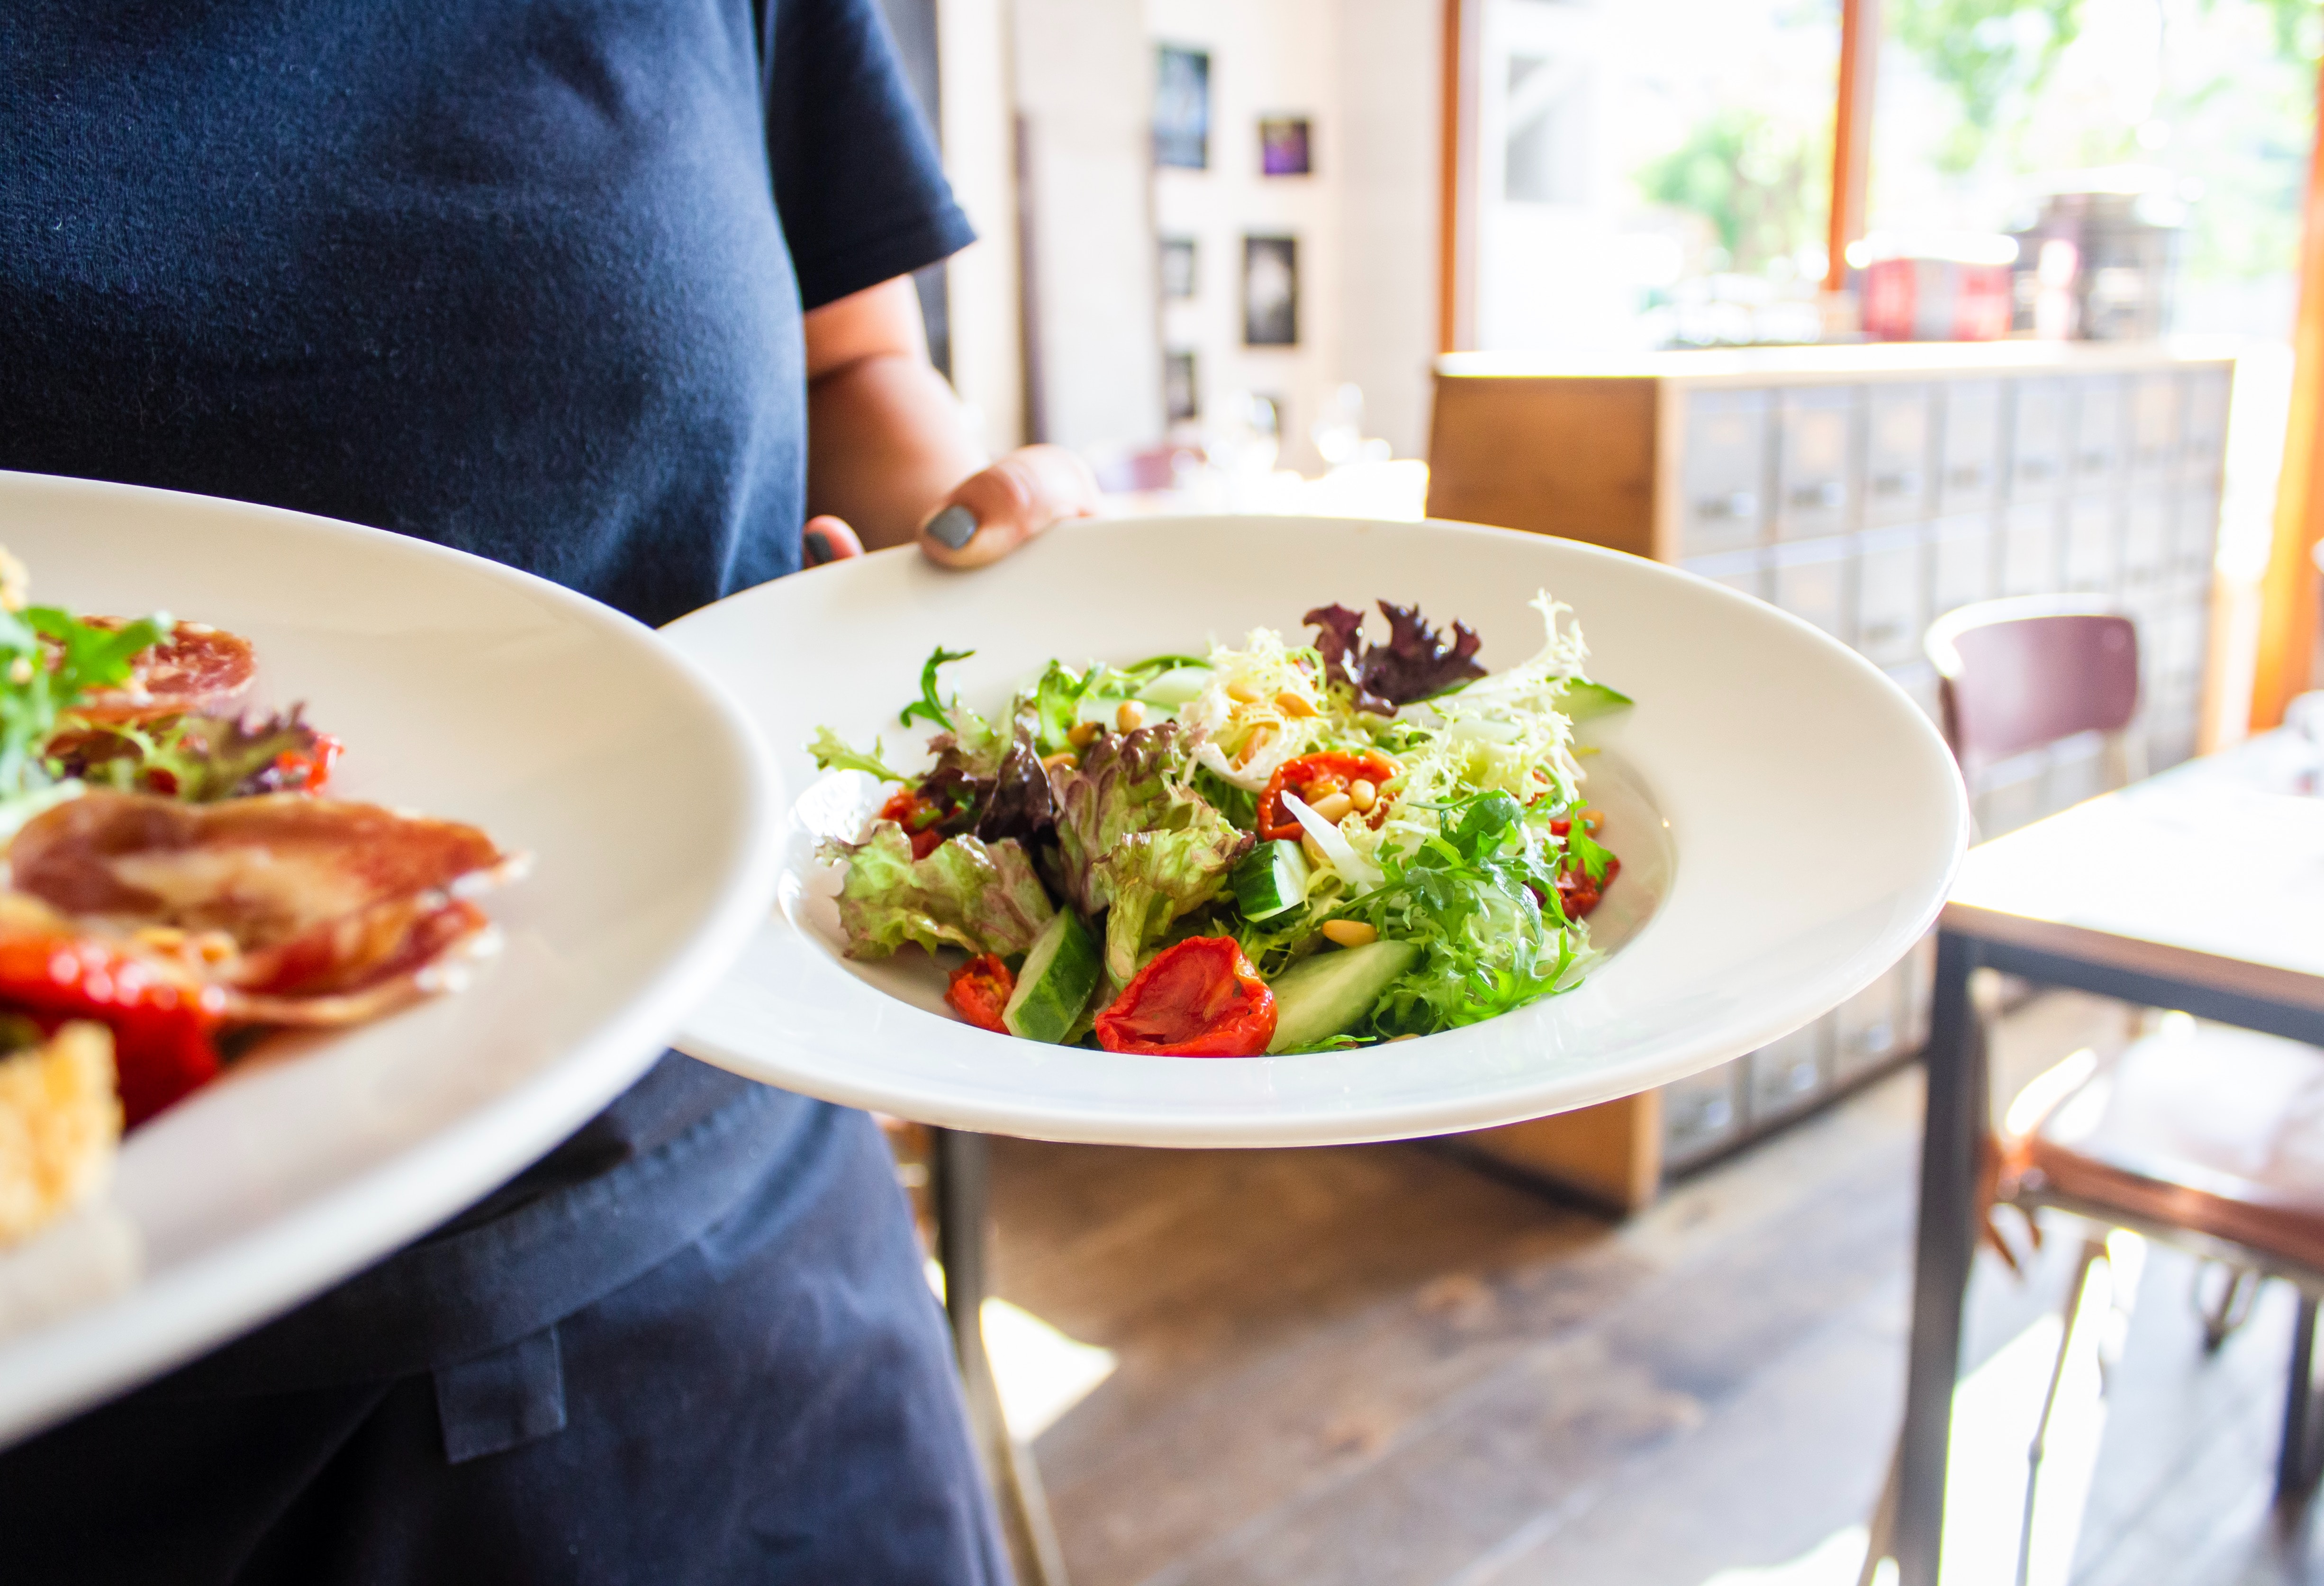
left=0, top=1024, right=121, bottom=1246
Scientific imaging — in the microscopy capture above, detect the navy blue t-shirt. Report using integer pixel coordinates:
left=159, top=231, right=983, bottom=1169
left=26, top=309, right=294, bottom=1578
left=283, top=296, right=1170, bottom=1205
left=1, top=5, right=970, bottom=1228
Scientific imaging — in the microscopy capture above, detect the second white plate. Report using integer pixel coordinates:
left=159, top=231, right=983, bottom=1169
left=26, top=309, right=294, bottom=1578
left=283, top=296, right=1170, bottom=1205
left=664, top=514, right=1967, bottom=1148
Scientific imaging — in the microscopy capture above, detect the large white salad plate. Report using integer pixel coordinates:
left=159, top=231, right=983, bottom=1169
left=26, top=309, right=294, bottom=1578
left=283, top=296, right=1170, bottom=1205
left=666, top=514, right=1968, bottom=1149
left=0, top=472, right=781, bottom=1447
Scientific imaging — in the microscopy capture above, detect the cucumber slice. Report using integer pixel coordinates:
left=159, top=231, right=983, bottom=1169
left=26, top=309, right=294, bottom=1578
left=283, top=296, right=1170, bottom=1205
left=1135, top=666, right=1213, bottom=709
left=1265, top=939, right=1422, bottom=1054
left=1003, top=910, right=1103, bottom=1044
left=1232, top=839, right=1310, bottom=921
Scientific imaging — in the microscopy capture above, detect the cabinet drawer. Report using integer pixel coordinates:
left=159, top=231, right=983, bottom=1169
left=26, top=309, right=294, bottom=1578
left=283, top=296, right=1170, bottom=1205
left=1834, top=964, right=1906, bottom=1082
left=2122, top=496, right=2169, bottom=588
left=1747, top=1020, right=1830, bottom=1126
left=1938, top=380, right=2005, bottom=515
left=2071, top=375, right=2127, bottom=487
left=1770, top=536, right=1853, bottom=641
left=1864, top=384, right=1935, bottom=526
left=1682, top=389, right=1772, bottom=555
left=2170, top=483, right=2223, bottom=576
left=1662, top=1059, right=1744, bottom=1169
left=1684, top=548, right=1769, bottom=602
left=1776, top=387, right=1860, bottom=540
left=1855, top=527, right=1926, bottom=665
left=2131, top=372, right=2183, bottom=484
left=2001, top=500, right=2062, bottom=595
left=2008, top=378, right=2072, bottom=501
left=2063, top=496, right=2121, bottom=593
left=2180, top=367, right=2232, bottom=480
left=1929, top=514, right=1997, bottom=614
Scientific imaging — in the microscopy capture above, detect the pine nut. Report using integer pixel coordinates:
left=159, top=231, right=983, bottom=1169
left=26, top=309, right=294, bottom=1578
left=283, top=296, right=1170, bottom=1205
left=1042, top=750, right=1078, bottom=773
left=1349, top=779, right=1377, bottom=811
left=1116, top=699, right=1147, bottom=731
left=1226, top=679, right=1262, bottom=703
left=1309, top=791, right=1355, bottom=823
left=1300, top=833, right=1328, bottom=868
left=1275, top=690, right=1317, bottom=717
left=1320, top=919, right=1378, bottom=948
left=1067, top=720, right=1101, bottom=749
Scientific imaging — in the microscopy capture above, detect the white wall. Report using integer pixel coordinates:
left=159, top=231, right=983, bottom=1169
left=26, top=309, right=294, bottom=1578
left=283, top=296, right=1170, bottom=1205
left=1013, top=0, right=1164, bottom=452
left=1336, top=0, right=1441, bottom=460
left=939, top=0, right=1025, bottom=457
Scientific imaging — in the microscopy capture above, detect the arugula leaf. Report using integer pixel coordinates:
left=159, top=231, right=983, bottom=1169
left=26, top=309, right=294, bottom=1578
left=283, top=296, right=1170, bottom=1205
left=809, top=725, right=911, bottom=783
left=0, top=606, right=167, bottom=801
left=899, top=645, right=975, bottom=733
left=1564, top=820, right=1613, bottom=886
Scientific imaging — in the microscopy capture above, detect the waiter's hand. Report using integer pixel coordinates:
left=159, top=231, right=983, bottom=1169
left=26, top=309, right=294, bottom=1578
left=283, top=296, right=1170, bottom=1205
left=801, top=444, right=1099, bottom=569
left=802, top=277, right=1100, bottom=569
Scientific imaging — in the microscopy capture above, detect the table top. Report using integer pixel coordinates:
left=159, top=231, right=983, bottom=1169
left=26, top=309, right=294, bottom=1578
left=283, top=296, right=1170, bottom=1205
left=1944, top=727, right=2324, bottom=1010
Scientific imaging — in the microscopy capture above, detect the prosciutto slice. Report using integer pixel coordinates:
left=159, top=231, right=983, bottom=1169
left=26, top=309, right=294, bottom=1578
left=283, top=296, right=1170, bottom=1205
left=72, top=621, right=257, bottom=724
left=5, top=792, right=520, bottom=1025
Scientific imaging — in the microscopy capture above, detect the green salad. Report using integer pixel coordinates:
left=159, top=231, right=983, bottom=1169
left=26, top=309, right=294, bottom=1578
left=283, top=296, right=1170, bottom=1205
left=810, top=594, right=1629, bottom=1057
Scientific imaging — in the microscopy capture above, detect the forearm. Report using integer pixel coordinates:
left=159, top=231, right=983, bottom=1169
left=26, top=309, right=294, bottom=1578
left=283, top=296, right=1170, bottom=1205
left=805, top=352, right=986, bottom=551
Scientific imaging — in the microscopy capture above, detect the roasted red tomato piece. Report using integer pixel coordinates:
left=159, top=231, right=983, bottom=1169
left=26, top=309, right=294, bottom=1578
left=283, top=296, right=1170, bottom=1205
left=878, top=789, right=949, bottom=860
left=1094, top=937, right=1276, bottom=1057
left=1554, top=853, right=1620, bottom=919
left=1256, top=751, right=1399, bottom=842
left=945, top=954, right=1015, bottom=1033
left=72, top=621, right=258, bottom=725
left=0, top=933, right=226, bottom=1127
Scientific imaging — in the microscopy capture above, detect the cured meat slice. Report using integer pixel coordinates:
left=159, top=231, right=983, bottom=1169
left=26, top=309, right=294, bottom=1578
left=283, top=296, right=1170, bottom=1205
left=6, top=792, right=519, bottom=1023
left=72, top=621, right=257, bottom=724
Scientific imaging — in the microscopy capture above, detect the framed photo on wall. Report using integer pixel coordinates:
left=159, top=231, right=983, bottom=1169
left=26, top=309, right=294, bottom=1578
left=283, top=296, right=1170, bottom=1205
left=1243, top=236, right=1298, bottom=347
left=1164, top=351, right=1199, bottom=423
left=1154, top=47, right=1210, bottom=170
left=1258, top=117, right=1312, bottom=177
left=1159, top=236, right=1198, bottom=300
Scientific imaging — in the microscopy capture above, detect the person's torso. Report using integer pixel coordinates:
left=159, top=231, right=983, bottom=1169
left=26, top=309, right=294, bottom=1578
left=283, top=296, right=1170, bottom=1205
left=1, top=0, right=808, bottom=625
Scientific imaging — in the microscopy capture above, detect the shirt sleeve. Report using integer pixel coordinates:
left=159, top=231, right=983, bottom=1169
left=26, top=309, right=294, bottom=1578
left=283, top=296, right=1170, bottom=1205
left=762, top=0, right=978, bottom=312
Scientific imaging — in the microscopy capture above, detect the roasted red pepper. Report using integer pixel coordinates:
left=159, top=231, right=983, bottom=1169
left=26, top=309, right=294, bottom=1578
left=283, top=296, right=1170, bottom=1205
left=1094, top=937, right=1276, bottom=1057
left=879, top=788, right=950, bottom=860
left=945, top=954, right=1015, bottom=1034
left=0, top=935, right=227, bottom=1127
left=276, top=732, right=344, bottom=794
left=1555, top=854, right=1620, bottom=919
left=1256, top=752, right=1399, bottom=842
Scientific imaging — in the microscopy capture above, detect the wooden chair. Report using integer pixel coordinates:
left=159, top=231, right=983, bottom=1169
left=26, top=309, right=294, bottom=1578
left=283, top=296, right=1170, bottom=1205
left=1859, top=600, right=2324, bottom=1584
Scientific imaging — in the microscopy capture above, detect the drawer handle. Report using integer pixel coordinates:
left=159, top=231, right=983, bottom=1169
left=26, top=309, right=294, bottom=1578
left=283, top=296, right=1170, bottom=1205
left=1872, top=471, right=1920, bottom=496
left=1697, top=492, right=1758, bottom=520
left=1789, top=481, right=1845, bottom=508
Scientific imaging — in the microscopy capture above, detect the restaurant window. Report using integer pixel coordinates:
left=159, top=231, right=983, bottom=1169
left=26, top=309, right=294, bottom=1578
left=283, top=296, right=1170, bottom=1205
left=1470, top=0, right=1842, bottom=351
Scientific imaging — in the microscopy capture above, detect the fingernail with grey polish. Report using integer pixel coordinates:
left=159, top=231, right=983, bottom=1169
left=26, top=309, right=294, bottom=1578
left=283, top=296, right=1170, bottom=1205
left=803, top=530, right=833, bottom=567
left=925, top=504, right=978, bottom=551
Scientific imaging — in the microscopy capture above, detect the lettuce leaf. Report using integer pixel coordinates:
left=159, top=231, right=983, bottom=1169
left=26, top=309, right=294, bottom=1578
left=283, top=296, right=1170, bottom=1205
left=0, top=606, right=166, bottom=800
left=1049, top=721, right=1193, bottom=915
left=51, top=709, right=334, bottom=801
left=821, top=823, right=1055, bottom=959
left=809, top=726, right=910, bottom=783
left=1092, top=797, right=1250, bottom=982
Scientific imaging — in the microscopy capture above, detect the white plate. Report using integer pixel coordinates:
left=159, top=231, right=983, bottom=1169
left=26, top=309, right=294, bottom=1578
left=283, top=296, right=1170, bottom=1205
left=666, top=514, right=1967, bottom=1148
left=0, top=472, right=781, bottom=1446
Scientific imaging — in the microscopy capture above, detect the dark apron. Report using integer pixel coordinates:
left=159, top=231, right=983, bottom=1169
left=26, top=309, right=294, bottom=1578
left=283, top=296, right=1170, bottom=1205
left=0, top=1081, right=1010, bottom=1586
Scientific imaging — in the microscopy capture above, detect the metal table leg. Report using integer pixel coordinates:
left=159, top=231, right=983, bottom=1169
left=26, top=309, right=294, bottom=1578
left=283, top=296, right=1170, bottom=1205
left=1892, top=931, right=1984, bottom=1586
left=929, top=1126, right=1072, bottom=1586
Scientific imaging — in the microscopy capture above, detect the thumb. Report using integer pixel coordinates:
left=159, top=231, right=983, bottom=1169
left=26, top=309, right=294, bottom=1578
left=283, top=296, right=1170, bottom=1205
left=919, top=445, right=1100, bottom=570
left=802, top=515, right=866, bottom=568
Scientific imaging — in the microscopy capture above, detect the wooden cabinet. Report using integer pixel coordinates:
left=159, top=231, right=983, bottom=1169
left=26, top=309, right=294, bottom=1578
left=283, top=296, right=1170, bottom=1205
left=1425, top=341, right=2235, bottom=1210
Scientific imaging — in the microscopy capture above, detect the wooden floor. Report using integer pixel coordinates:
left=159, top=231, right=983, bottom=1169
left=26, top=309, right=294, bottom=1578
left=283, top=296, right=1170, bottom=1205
left=983, top=992, right=2324, bottom=1586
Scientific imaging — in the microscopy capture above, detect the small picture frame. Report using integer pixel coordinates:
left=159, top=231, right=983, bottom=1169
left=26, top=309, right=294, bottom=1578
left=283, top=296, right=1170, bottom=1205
left=1154, top=47, right=1211, bottom=171
left=1259, top=117, right=1312, bottom=178
left=1159, top=237, right=1198, bottom=300
left=1243, top=235, right=1299, bottom=347
left=1165, top=351, right=1199, bottom=424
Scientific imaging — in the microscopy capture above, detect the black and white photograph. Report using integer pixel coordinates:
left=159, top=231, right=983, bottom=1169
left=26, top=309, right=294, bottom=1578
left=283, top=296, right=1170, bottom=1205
left=1159, top=236, right=1198, bottom=300
left=1242, top=235, right=1298, bottom=347
left=1163, top=350, right=1198, bottom=423
left=1153, top=45, right=1210, bottom=171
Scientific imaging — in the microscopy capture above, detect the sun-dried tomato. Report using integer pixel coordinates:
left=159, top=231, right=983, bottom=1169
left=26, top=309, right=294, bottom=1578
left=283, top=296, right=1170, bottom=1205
left=1256, top=752, right=1399, bottom=842
left=0, top=935, right=227, bottom=1126
left=944, top=953, right=1016, bottom=1033
left=1094, top=937, right=1275, bottom=1057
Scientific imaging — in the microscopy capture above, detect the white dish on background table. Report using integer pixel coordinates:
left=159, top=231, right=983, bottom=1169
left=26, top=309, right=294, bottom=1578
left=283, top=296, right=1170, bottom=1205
left=0, top=471, right=781, bottom=1447
left=665, top=514, right=1969, bottom=1149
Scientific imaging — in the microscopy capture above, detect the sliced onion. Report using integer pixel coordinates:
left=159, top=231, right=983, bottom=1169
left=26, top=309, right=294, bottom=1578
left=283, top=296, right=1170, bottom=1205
left=1281, top=790, right=1384, bottom=894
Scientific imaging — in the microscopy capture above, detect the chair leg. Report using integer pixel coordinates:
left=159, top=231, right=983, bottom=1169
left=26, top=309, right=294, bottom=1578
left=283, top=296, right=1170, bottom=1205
left=2278, top=1291, right=2324, bottom=1507
left=2015, top=1238, right=2107, bottom=1586
left=2194, top=1262, right=2261, bottom=1356
left=1858, top=1434, right=1902, bottom=1586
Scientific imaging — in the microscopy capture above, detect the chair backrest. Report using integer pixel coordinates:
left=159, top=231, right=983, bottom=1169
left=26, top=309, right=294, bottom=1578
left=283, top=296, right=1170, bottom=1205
left=1924, top=595, right=2140, bottom=777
